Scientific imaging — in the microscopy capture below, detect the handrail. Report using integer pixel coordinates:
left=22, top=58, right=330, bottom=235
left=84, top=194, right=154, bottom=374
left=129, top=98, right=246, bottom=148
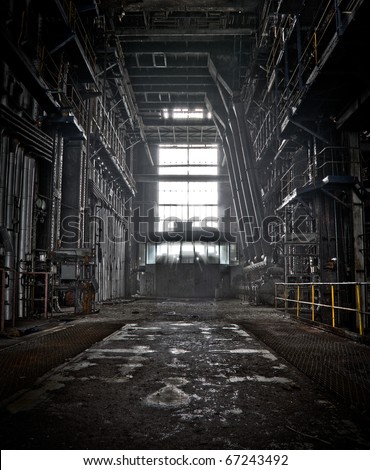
left=279, top=148, right=350, bottom=199
left=59, top=0, right=96, bottom=72
left=93, top=98, right=136, bottom=192
left=275, top=281, right=369, bottom=336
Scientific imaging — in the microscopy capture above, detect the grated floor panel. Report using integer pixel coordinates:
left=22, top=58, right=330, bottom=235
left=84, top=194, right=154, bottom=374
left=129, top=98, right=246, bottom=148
left=0, top=321, right=124, bottom=403
left=241, top=319, right=370, bottom=413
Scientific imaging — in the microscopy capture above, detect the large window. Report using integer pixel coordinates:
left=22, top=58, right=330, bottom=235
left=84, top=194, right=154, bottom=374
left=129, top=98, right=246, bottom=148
left=158, top=145, right=218, bottom=231
left=141, top=241, right=239, bottom=266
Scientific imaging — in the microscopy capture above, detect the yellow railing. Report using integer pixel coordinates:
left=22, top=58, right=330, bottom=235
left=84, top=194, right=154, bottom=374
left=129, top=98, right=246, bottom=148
left=275, top=281, right=370, bottom=336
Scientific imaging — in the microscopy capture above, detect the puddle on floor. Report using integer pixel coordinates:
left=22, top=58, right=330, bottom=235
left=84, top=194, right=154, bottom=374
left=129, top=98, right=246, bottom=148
left=236, top=330, right=251, bottom=338
left=127, top=326, right=162, bottom=331
left=89, top=346, right=155, bottom=355
left=110, top=335, right=138, bottom=341
left=224, top=408, right=243, bottom=416
left=273, top=364, right=288, bottom=370
left=127, top=355, right=149, bottom=363
left=169, top=348, right=189, bottom=355
left=145, top=385, right=191, bottom=408
left=165, top=377, right=189, bottom=386
left=167, top=358, right=189, bottom=369
left=243, top=375, right=293, bottom=384
left=145, top=376, right=192, bottom=408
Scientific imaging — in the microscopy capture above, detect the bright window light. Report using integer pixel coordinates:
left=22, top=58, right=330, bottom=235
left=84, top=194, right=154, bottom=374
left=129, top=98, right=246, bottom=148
left=158, top=145, right=219, bottom=231
left=162, top=108, right=206, bottom=119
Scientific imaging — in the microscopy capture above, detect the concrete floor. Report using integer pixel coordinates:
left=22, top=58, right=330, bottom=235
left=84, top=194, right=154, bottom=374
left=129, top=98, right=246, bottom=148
left=0, top=299, right=370, bottom=450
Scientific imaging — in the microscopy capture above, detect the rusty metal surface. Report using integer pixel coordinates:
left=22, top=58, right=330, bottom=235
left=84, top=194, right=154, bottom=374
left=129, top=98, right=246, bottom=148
left=0, top=321, right=124, bottom=404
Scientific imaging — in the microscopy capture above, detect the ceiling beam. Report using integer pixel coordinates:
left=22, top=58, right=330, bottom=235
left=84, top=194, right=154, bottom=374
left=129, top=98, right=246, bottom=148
left=125, top=55, right=210, bottom=68
left=130, top=76, right=214, bottom=86
left=128, top=68, right=211, bottom=78
left=122, top=41, right=247, bottom=53
left=132, top=84, right=216, bottom=93
left=117, top=28, right=254, bottom=38
left=135, top=174, right=228, bottom=182
left=119, top=2, right=257, bottom=13
left=142, top=119, right=214, bottom=127
left=137, top=102, right=205, bottom=109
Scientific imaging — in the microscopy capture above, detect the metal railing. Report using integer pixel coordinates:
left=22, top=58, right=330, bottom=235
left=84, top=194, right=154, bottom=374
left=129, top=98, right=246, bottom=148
left=250, top=0, right=363, bottom=161
left=275, top=281, right=370, bottom=337
left=60, top=0, right=96, bottom=72
left=280, top=147, right=349, bottom=201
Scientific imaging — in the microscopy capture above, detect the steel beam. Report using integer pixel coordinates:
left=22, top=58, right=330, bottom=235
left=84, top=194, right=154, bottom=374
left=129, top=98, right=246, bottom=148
left=117, top=28, right=254, bottom=38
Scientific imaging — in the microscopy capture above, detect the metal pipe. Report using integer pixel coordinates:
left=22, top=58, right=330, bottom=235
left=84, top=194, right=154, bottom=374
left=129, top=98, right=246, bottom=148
left=27, top=158, right=36, bottom=255
left=0, top=105, right=53, bottom=159
left=4, top=150, right=16, bottom=321
left=0, top=135, right=9, bottom=326
left=18, top=155, right=30, bottom=318
left=1, top=269, right=5, bottom=331
left=0, top=133, right=8, bottom=228
left=18, top=156, right=35, bottom=318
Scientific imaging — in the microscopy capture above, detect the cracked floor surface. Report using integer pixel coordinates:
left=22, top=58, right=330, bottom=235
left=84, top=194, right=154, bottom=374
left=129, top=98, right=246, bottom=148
left=0, top=299, right=369, bottom=450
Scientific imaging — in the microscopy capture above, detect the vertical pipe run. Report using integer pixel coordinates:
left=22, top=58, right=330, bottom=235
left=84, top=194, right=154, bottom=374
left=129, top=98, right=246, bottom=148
left=1, top=269, right=5, bottom=331
left=18, top=154, right=29, bottom=318
left=4, top=151, right=16, bottom=321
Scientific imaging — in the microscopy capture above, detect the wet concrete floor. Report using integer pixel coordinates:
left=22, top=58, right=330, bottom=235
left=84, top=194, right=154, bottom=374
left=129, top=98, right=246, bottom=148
left=1, top=299, right=370, bottom=450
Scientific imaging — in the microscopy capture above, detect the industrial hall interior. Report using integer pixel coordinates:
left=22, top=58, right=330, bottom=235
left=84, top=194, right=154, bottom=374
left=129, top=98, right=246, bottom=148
left=1, top=0, right=370, bottom=451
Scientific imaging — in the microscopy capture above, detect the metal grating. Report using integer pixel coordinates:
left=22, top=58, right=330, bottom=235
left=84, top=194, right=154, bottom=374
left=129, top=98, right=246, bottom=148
left=0, top=321, right=124, bottom=404
left=241, top=318, right=370, bottom=413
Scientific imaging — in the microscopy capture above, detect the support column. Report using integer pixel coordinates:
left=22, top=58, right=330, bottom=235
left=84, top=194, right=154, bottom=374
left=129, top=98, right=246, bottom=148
left=50, top=129, right=64, bottom=251
left=348, top=132, right=366, bottom=320
left=60, top=141, right=83, bottom=248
